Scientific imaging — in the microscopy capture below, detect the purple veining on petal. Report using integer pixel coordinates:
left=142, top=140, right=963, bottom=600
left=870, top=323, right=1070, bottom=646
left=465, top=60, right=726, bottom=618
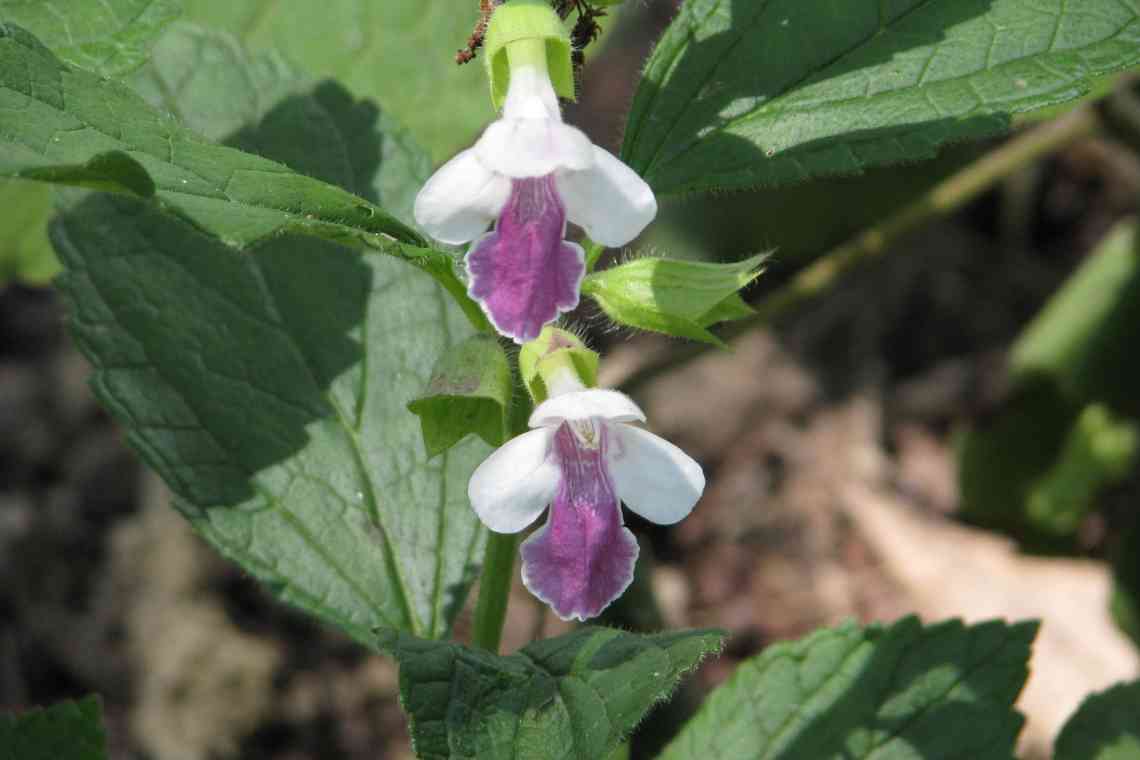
left=466, top=175, right=585, bottom=343
left=520, top=420, right=638, bottom=621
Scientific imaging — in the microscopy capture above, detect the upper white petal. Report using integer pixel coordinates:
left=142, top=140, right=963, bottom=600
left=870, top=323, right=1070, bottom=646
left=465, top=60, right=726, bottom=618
left=529, top=389, right=645, bottom=428
left=475, top=118, right=594, bottom=179
left=414, top=148, right=510, bottom=245
left=609, top=424, right=704, bottom=525
left=468, top=427, right=558, bottom=533
left=557, top=146, right=657, bottom=247
left=502, top=64, right=561, bottom=121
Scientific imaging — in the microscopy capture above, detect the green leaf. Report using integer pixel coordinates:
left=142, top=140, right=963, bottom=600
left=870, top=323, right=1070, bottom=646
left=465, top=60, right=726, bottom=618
left=130, top=22, right=432, bottom=228
left=0, top=23, right=426, bottom=249
left=379, top=625, right=725, bottom=760
left=0, top=177, right=58, bottom=285
left=959, top=220, right=1140, bottom=537
left=408, top=335, right=513, bottom=458
left=623, top=0, right=1140, bottom=195
left=1011, top=220, right=1140, bottom=417
left=660, top=616, right=1035, bottom=760
left=0, top=0, right=178, bottom=77
left=125, top=22, right=487, bottom=322
left=1055, top=681, right=1140, bottom=760
left=582, top=254, right=765, bottom=345
left=0, top=695, right=108, bottom=760
left=54, top=193, right=489, bottom=643
left=1026, top=403, right=1138, bottom=536
left=181, top=0, right=496, bottom=161
left=20, top=149, right=155, bottom=196
left=50, top=25, right=490, bottom=642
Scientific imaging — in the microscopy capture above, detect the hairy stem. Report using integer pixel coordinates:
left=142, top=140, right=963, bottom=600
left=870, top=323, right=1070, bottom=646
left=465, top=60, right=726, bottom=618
left=618, top=105, right=1102, bottom=394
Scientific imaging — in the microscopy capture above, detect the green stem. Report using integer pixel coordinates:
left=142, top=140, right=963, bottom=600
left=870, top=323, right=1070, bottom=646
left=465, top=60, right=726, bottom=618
left=618, top=106, right=1101, bottom=395
left=471, top=531, right=521, bottom=652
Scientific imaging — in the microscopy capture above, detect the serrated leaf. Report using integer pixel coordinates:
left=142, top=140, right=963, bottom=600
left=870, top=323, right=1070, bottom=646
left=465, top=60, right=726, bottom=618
left=130, top=22, right=432, bottom=227
left=660, top=616, right=1035, bottom=760
left=0, top=695, right=108, bottom=760
left=0, top=177, right=57, bottom=285
left=49, top=25, right=490, bottom=642
left=623, top=0, right=1140, bottom=195
left=408, top=335, right=512, bottom=458
left=0, top=23, right=425, bottom=249
left=181, top=0, right=496, bottom=162
left=1055, top=681, right=1140, bottom=760
left=0, top=0, right=178, bottom=77
left=54, top=193, right=489, bottom=643
left=379, top=626, right=724, bottom=760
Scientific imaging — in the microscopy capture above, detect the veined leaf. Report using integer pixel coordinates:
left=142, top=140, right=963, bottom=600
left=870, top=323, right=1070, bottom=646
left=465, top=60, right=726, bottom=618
left=181, top=0, right=496, bottom=162
left=623, top=0, right=1140, bottom=195
left=0, top=0, right=178, bottom=77
left=130, top=22, right=432, bottom=227
left=660, top=616, right=1035, bottom=760
left=1055, top=681, right=1140, bottom=760
left=0, top=0, right=178, bottom=286
left=0, top=24, right=425, bottom=249
left=54, top=192, right=489, bottom=643
left=51, top=25, right=489, bottom=642
left=380, top=626, right=724, bottom=760
left=0, top=696, right=108, bottom=760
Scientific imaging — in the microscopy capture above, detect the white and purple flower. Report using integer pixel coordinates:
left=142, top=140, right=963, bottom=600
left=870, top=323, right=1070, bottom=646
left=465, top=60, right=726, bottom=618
left=413, top=63, right=657, bottom=344
left=468, top=385, right=704, bottom=621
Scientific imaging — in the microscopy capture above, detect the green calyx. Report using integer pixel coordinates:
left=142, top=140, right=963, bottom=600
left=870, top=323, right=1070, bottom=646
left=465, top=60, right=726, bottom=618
left=581, top=254, right=767, bottom=346
left=518, top=326, right=599, bottom=403
left=484, top=0, right=575, bottom=109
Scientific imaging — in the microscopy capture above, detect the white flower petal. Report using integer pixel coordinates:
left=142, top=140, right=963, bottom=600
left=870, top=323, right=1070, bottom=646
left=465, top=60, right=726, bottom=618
left=502, top=64, right=561, bottom=121
left=529, top=389, right=645, bottom=428
left=609, top=424, right=704, bottom=525
left=557, top=146, right=657, bottom=247
left=413, top=149, right=510, bottom=245
left=476, top=118, right=594, bottom=179
left=467, top=427, right=558, bottom=533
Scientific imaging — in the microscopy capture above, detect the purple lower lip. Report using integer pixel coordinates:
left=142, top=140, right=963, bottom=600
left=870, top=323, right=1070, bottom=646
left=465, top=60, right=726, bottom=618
left=466, top=175, right=584, bottom=344
left=520, top=421, right=637, bottom=621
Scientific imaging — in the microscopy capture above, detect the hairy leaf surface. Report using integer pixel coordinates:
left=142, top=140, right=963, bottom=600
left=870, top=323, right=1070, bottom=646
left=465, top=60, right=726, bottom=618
left=660, top=616, right=1035, bottom=759
left=624, top=0, right=1140, bottom=195
left=0, top=0, right=177, bottom=77
left=381, top=626, right=724, bottom=760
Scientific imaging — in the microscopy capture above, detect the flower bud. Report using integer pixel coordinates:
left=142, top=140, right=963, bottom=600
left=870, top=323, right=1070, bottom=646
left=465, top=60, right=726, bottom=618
left=518, top=326, right=599, bottom=403
left=581, top=254, right=766, bottom=345
left=484, top=0, right=575, bottom=109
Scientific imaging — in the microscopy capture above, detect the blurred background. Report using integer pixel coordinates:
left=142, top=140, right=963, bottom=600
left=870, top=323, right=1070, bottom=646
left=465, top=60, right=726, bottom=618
left=3, top=1, right=1140, bottom=758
